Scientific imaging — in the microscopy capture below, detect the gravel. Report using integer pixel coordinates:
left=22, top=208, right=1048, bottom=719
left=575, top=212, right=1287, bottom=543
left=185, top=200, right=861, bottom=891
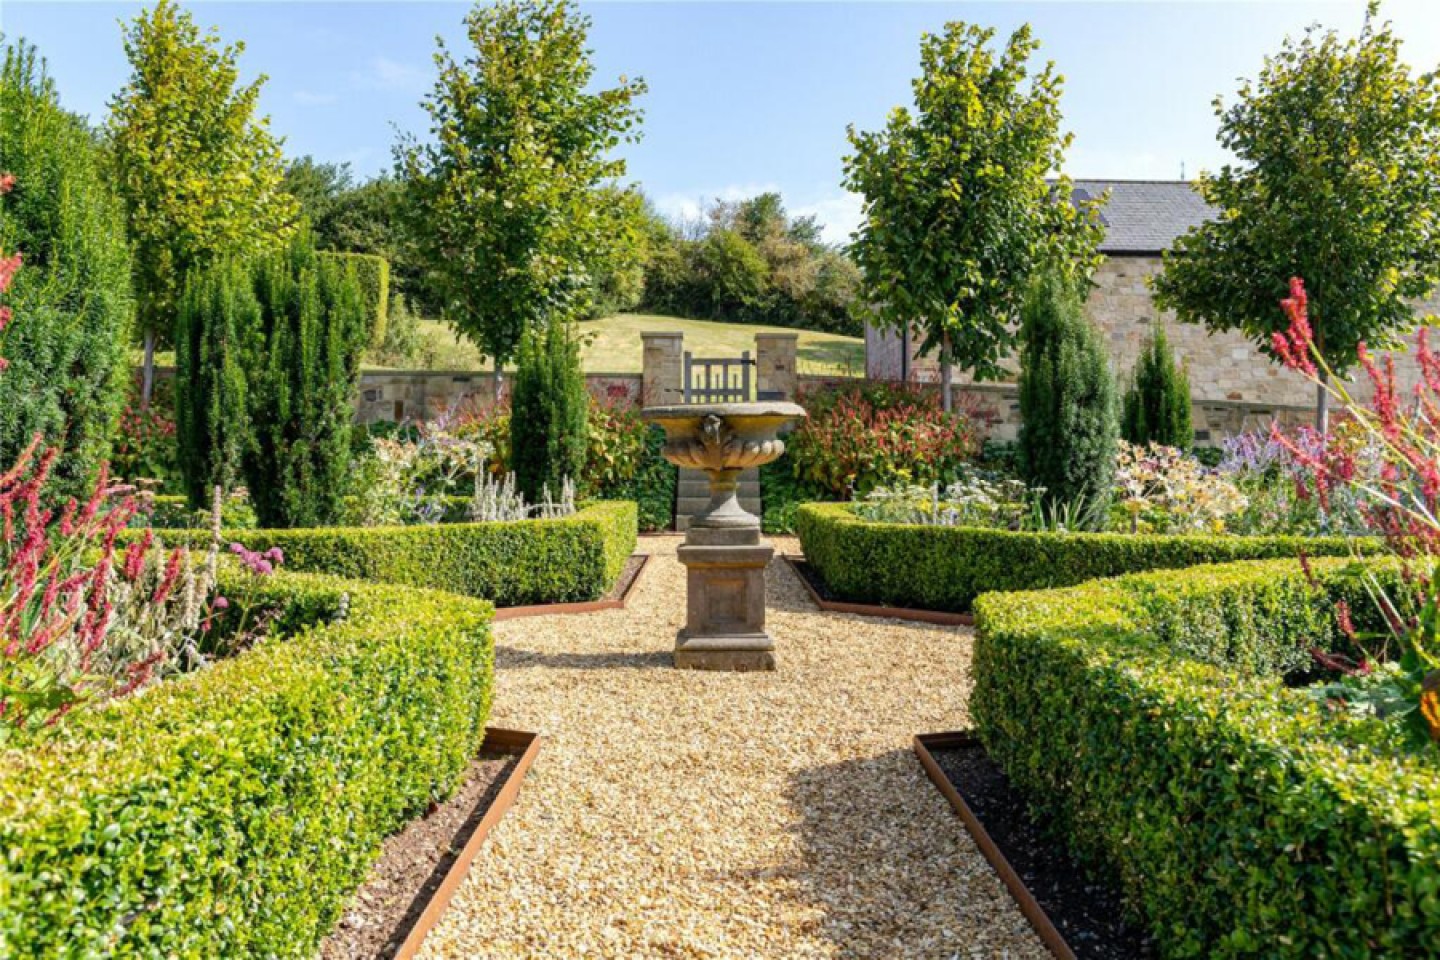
left=418, top=535, right=1050, bottom=959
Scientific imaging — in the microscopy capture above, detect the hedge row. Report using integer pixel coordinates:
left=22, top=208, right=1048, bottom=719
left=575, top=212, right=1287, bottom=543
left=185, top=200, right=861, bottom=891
left=319, top=250, right=389, bottom=347
left=146, top=501, right=638, bottom=607
left=794, top=502, right=1362, bottom=612
left=972, top=558, right=1439, bottom=958
left=0, top=570, right=494, bottom=957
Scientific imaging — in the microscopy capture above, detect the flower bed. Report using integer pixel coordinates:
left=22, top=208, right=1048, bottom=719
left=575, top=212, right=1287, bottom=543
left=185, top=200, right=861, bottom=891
left=0, top=569, right=494, bottom=957
left=794, top=502, right=1362, bottom=613
left=972, top=557, right=1439, bottom=958
left=145, top=501, right=638, bottom=607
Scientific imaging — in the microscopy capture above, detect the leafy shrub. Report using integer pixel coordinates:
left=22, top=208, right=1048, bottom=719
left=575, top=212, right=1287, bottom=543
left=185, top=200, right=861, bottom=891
left=149, top=501, right=637, bottom=606
left=319, top=250, right=388, bottom=347
left=247, top=229, right=369, bottom=527
left=0, top=43, right=133, bottom=493
left=510, top=318, right=587, bottom=503
left=1121, top=322, right=1192, bottom=447
left=1113, top=440, right=1248, bottom=534
left=175, top=256, right=255, bottom=508
left=368, top=291, right=421, bottom=365
left=460, top=395, right=675, bottom=532
left=111, top=377, right=180, bottom=492
left=1017, top=269, right=1118, bottom=527
left=344, top=417, right=490, bottom=527
left=972, top=557, right=1440, bottom=957
left=0, top=569, right=494, bottom=956
left=600, top=421, right=675, bottom=532
left=795, top=501, right=1361, bottom=612
left=1218, top=425, right=1372, bottom=536
left=784, top=382, right=983, bottom=498
left=143, top=492, right=258, bottom=530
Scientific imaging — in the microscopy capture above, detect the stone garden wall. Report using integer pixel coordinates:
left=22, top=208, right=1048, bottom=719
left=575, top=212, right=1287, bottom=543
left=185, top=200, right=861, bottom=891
left=866, top=253, right=1440, bottom=437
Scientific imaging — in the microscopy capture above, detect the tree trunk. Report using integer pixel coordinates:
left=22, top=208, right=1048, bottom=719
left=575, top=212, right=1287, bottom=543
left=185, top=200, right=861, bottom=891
left=1316, top=373, right=1330, bottom=434
left=940, top=330, right=953, bottom=413
left=141, top=327, right=156, bottom=410
left=492, top=355, right=503, bottom=405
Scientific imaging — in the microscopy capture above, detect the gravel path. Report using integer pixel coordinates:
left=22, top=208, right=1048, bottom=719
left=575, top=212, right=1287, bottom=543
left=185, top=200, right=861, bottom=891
left=419, top=536, right=1048, bottom=959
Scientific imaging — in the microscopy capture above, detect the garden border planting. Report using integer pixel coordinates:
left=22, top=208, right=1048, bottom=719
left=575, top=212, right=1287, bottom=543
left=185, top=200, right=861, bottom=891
left=145, top=500, right=638, bottom=607
left=972, top=557, right=1440, bottom=957
left=782, top=554, right=973, bottom=625
left=795, top=501, right=1363, bottom=613
left=0, top=569, right=496, bottom=957
left=391, top=728, right=541, bottom=960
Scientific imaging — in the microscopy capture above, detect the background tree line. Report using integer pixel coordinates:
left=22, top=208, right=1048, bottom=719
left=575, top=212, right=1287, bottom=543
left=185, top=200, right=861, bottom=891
left=284, top=160, right=866, bottom=344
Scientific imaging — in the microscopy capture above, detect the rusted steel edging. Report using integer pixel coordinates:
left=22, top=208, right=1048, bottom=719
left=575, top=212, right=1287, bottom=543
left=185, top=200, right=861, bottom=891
left=913, top=732, right=1077, bottom=960
left=491, top=553, right=650, bottom=622
left=393, top=727, right=543, bottom=960
left=782, top=555, right=974, bottom=626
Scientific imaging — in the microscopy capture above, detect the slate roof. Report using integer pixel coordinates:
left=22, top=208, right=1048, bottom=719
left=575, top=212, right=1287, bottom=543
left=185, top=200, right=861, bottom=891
left=1067, top=179, right=1216, bottom=254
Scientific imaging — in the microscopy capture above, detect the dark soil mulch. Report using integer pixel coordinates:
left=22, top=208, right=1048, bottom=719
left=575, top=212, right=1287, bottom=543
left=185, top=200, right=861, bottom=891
left=605, top=553, right=647, bottom=604
left=930, top=741, right=1158, bottom=960
left=787, top=556, right=846, bottom=604
left=318, top=751, right=520, bottom=960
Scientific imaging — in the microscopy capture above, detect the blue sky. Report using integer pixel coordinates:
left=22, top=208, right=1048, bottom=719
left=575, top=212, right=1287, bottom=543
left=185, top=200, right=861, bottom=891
left=4, top=1, right=1440, bottom=242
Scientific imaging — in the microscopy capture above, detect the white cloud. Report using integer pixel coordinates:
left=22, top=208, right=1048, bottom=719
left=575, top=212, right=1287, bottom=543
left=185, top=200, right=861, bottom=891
left=293, top=90, right=338, bottom=107
left=351, top=56, right=427, bottom=93
left=793, top=191, right=864, bottom=246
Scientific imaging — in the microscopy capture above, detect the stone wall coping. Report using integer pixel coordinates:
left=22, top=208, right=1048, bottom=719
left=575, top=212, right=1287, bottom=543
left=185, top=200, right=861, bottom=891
left=754, top=332, right=800, bottom=341
left=640, top=331, right=685, bottom=341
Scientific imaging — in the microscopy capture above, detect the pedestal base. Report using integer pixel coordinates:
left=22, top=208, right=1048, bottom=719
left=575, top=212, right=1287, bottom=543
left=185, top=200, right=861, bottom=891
left=674, top=632, right=776, bottom=672
left=675, top=533, right=776, bottom=672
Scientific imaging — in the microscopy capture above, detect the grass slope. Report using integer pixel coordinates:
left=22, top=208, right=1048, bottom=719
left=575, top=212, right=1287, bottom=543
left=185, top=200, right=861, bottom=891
left=375, top=313, right=865, bottom=376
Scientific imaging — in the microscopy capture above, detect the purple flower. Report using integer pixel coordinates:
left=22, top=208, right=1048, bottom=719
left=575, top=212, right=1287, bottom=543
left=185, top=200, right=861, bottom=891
left=229, top=542, right=280, bottom=576
left=213, top=595, right=230, bottom=610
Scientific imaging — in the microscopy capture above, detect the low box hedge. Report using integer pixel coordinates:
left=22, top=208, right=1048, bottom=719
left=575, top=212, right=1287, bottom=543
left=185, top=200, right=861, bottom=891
left=972, top=558, right=1440, bottom=958
left=795, top=501, right=1362, bottom=612
left=0, top=569, right=494, bottom=957
left=146, top=500, right=638, bottom=607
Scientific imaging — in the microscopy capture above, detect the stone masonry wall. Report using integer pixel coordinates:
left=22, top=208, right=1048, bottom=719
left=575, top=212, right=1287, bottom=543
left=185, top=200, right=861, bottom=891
left=868, top=253, right=1440, bottom=438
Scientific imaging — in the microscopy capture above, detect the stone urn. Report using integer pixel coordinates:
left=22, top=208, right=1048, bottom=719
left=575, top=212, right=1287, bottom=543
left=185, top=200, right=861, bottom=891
left=642, top=402, right=807, bottom=671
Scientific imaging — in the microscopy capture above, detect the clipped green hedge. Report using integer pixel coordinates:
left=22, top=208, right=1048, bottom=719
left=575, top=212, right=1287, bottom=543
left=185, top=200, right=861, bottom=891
left=973, top=558, right=1440, bottom=958
left=0, top=569, right=494, bottom=957
left=147, top=501, right=637, bottom=607
left=319, top=251, right=389, bottom=347
left=795, top=502, right=1362, bottom=612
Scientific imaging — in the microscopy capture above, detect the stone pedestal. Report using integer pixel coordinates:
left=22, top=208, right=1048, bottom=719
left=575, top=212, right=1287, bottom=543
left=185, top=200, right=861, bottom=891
left=675, top=526, right=775, bottom=671
left=641, top=402, right=808, bottom=672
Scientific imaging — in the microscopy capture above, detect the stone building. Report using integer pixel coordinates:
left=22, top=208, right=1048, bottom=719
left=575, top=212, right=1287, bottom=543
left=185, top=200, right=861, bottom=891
left=865, top=180, right=1440, bottom=442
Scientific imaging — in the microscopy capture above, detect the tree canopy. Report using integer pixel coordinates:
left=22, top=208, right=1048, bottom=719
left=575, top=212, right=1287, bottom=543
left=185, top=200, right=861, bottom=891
left=108, top=0, right=296, bottom=401
left=396, top=0, right=646, bottom=369
left=1152, top=1, right=1440, bottom=427
left=844, top=20, right=1104, bottom=385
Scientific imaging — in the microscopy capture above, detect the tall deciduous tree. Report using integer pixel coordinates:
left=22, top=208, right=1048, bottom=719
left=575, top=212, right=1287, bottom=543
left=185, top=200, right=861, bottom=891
left=397, top=0, right=645, bottom=397
left=844, top=21, right=1103, bottom=410
left=1153, top=2, right=1440, bottom=431
left=109, top=0, right=296, bottom=406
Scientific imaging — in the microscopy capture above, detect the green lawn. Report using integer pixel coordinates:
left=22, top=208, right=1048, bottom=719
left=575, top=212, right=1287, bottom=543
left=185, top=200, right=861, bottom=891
left=386, top=313, right=865, bottom=376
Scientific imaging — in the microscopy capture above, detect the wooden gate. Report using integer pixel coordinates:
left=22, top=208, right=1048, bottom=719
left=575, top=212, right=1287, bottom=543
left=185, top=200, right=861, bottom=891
left=683, top=351, right=754, bottom=403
